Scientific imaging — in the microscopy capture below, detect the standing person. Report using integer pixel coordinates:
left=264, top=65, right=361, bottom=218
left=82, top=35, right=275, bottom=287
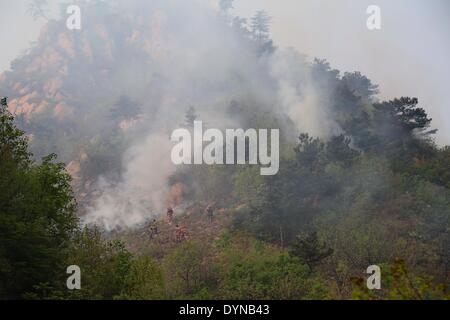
left=175, top=224, right=182, bottom=243
left=175, top=224, right=188, bottom=243
left=180, top=226, right=188, bottom=242
left=149, top=219, right=158, bottom=240
left=205, top=203, right=214, bottom=224
left=166, top=207, right=174, bottom=225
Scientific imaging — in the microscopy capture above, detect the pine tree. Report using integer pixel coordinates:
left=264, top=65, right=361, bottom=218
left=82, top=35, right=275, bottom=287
left=184, top=106, right=197, bottom=127
left=250, top=10, right=272, bottom=43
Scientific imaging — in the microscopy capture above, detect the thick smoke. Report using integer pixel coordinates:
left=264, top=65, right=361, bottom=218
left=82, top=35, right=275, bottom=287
left=270, top=49, right=341, bottom=139
left=1, top=0, right=347, bottom=230
left=82, top=0, right=343, bottom=229
left=83, top=133, right=175, bottom=229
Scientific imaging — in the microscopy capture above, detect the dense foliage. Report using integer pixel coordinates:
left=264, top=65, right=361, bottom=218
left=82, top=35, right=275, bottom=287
left=1, top=0, right=449, bottom=300
left=0, top=98, right=77, bottom=299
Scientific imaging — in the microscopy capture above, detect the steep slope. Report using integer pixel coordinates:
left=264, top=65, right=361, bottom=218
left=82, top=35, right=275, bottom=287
left=114, top=203, right=237, bottom=256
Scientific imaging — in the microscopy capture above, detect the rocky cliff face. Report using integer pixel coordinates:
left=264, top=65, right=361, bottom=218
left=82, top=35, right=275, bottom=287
left=0, top=2, right=187, bottom=212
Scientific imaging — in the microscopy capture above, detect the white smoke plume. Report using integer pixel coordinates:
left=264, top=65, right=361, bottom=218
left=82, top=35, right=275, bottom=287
left=0, top=0, right=362, bottom=230
left=80, top=0, right=340, bottom=230
left=83, top=133, right=175, bottom=230
left=270, top=49, right=341, bottom=139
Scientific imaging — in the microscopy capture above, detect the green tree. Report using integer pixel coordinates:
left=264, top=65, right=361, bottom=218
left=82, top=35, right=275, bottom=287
left=162, top=241, right=212, bottom=299
left=119, top=256, right=165, bottom=300
left=325, top=135, right=360, bottom=167
left=342, top=71, right=379, bottom=100
left=217, top=236, right=327, bottom=299
left=294, top=133, right=325, bottom=170
left=0, top=97, right=78, bottom=299
left=372, top=97, right=435, bottom=153
left=66, top=227, right=132, bottom=299
left=290, top=232, right=333, bottom=271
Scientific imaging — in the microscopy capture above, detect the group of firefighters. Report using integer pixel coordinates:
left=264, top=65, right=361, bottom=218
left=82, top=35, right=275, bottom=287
left=147, top=203, right=215, bottom=243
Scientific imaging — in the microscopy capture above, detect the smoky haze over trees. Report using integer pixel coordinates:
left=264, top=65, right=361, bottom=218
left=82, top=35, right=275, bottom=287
left=0, top=0, right=449, bottom=300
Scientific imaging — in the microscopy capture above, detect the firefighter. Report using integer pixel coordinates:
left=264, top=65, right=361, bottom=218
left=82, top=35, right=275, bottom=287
left=149, top=219, right=158, bottom=240
left=166, top=207, right=174, bottom=225
left=175, top=224, right=182, bottom=243
left=181, top=226, right=188, bottom=242
left=205, top=203, right=214, bottom=224
left=175, top=224, right=188, bottom=243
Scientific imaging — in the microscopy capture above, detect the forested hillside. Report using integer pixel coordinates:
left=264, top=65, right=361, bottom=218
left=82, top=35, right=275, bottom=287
left=0, top=0, right=449, bottom=300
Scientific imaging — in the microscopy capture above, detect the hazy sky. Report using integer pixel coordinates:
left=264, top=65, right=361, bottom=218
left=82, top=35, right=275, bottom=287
left=1, top=0, right=449, bottom=144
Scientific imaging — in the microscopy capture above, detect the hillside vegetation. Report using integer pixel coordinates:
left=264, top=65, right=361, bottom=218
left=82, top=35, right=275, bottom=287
left=0, top=0, right=449, bottom=300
